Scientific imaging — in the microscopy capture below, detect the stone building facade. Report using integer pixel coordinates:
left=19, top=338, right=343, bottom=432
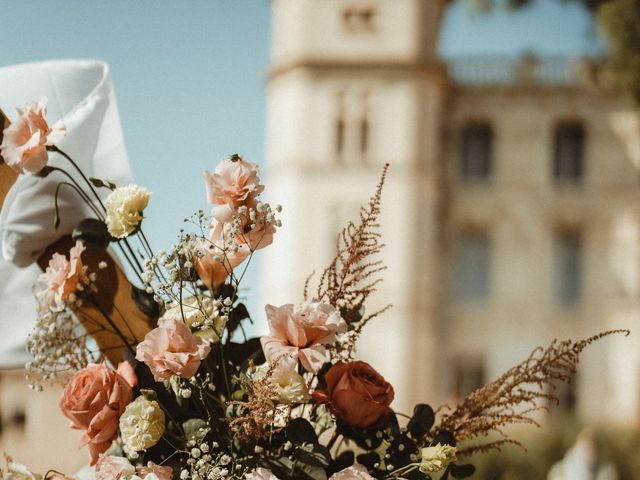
left=260, top=0, right=640, bottom=423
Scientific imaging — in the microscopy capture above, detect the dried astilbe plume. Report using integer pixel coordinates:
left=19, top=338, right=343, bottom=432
left=228, top=365, right=288, bottom=442
left=306, top=164, right=391, bottom=358
left=432, top=330, right=630, bottom=457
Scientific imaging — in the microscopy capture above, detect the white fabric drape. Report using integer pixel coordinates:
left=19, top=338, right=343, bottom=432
left=0, top=59, right=133, bottom=367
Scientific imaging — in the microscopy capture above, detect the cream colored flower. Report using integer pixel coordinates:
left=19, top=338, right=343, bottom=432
left=419, top=443, right=457, bottom=473
left=119, top=396, right=165, bottom=454
left=105, top=184, right=151, bottom=238
left=253, top=364, right=310, bottom=405
left=165, top=296, right=226, bottom=343
left=3, top=456, right=41, bottom=480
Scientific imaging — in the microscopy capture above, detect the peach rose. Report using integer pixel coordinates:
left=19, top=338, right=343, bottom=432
left=192, top=222, right=250, bottom=290
left=312, top=361, right=394, bottom=429
left=203, top=155, right=264, bottom=223
left=95, top=455, right=135, bottom=480
left=37, top=240, right=86, bottom=311
left=59, top=362, right=137, bottom=465
left=260, top=302, right=347, bottom=373
left=0, top=97, right=65, bottom=174
left=239, top=210, right=276, bottom=252
left=136, top=317, right=211, bottom=382
left=136, top=462, right=173, bottom=480
left=329, top=464, right=375, bottom=480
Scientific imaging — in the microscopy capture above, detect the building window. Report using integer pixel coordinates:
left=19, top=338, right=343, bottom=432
left=553, top=229, right=582, bottom=305
left=460, top=123, right=492, bottom=181
left=452, top=356, right=486, bottom=398
left=553, top=122, right=585, bottom=182
left=342, top=6, right=377, bottom=33
left=360, top=116, right=369, bottom=154
left=336, top=117, right=345, bottom=155
left=454, top=230, right=491, bottom=302
left=550, top=374, right=578, bottom=415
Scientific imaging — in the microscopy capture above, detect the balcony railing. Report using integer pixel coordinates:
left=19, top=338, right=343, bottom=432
left=447, top=54, right=600, bottom=87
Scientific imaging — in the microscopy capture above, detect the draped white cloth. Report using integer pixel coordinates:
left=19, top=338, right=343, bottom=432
left=0, top=59, right=133, bottom=367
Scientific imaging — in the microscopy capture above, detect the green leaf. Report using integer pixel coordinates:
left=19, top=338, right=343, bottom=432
left=72, top=218, right=114, bottom=250
left=430, top=431, right=456, bottom=447
left=450, top=464, right=476, bottom=479
left=286, top=417, right=319, bottom=445
left=407, top=404, right=435, bottom=439
left=294, top=443, right=331, bottom=468
left=183, top=418, right=211, bottom=443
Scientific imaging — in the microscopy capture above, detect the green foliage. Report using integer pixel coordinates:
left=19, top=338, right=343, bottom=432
left=597, top=0, right=640, bottom=106
left=468, top=420, right=640, bottom=479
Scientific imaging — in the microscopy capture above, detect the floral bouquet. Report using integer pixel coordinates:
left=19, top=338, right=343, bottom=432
left=0, top=98, right=628, bottom=480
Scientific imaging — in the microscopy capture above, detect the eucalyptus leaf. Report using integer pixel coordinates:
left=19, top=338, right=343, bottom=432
left=286, top=417, right=318, bottom=445
left=72, top=218, right=114, bottom=250
left=407, top=404, right=435, bottom=439
left=450, top=463, right=476, bottom=479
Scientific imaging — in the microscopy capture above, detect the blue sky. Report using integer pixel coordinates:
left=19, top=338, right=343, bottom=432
left=1, top=0, right=601, bottom=319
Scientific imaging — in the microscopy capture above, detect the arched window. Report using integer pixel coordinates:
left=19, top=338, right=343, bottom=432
left=553, top=121, right=585, bottom=182
left=460, top=122, right=493, bottom=181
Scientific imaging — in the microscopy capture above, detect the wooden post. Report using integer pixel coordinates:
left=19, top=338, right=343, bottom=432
left=0, top=108, right=154, bottom=364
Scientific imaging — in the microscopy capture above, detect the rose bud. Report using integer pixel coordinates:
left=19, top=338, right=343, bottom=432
left=312, top=361, right=394, bottom=429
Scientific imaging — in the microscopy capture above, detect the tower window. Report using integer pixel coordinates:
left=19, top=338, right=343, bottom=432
left=460, top=123, right=492, bottom=181
left=342, top=6, right=377, bottom=33
left=553, top=229, right=582, bottom=305
left=336, top=117, right=345, bottom=155
left=553, top=122, right=585, bottom=182
left=454, top=229, right=491, bottom=302
left=360, top=116, right=369, bottom=154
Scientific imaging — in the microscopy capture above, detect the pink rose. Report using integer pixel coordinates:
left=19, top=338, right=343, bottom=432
left=136, top=461, right=173, bottom=480
left=203, top=156, right=264, bottom=223
left=59, top=362, right=137, bottom=465
left=0, top=97, right=65, bottom=173
left=193, top=222, right=250, bottom=290
left=136, top=317, right=211, bottom=381
left=37, top=240, right=86, bottom=311
left=245, top=468, right=280, bottom=480
left=329, top=464, right=375, bottom=480
left=95, top=455, right=135, bottom=480
left=260, top=302, right=347, bottom=373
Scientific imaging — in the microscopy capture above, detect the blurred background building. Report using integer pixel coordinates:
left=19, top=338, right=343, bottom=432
left=260, top=0, right=640, bottom=425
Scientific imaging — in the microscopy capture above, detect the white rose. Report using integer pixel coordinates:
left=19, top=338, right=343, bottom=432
left=105, top=184, right=151, bottom=238
left=165, top=296, right=226, bottom=343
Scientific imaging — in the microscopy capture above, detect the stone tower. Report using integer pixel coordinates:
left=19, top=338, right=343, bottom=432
left=261, top=0, right=450, bottom=412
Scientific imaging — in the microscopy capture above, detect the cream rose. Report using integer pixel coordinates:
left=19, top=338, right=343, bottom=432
left=105, top=184, right=151, bottom=238
left=119, top=396, right=165, bottom=454
left=165, top=296, right=226, bottom=343
left=253, top=364, right=310, bottom=405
